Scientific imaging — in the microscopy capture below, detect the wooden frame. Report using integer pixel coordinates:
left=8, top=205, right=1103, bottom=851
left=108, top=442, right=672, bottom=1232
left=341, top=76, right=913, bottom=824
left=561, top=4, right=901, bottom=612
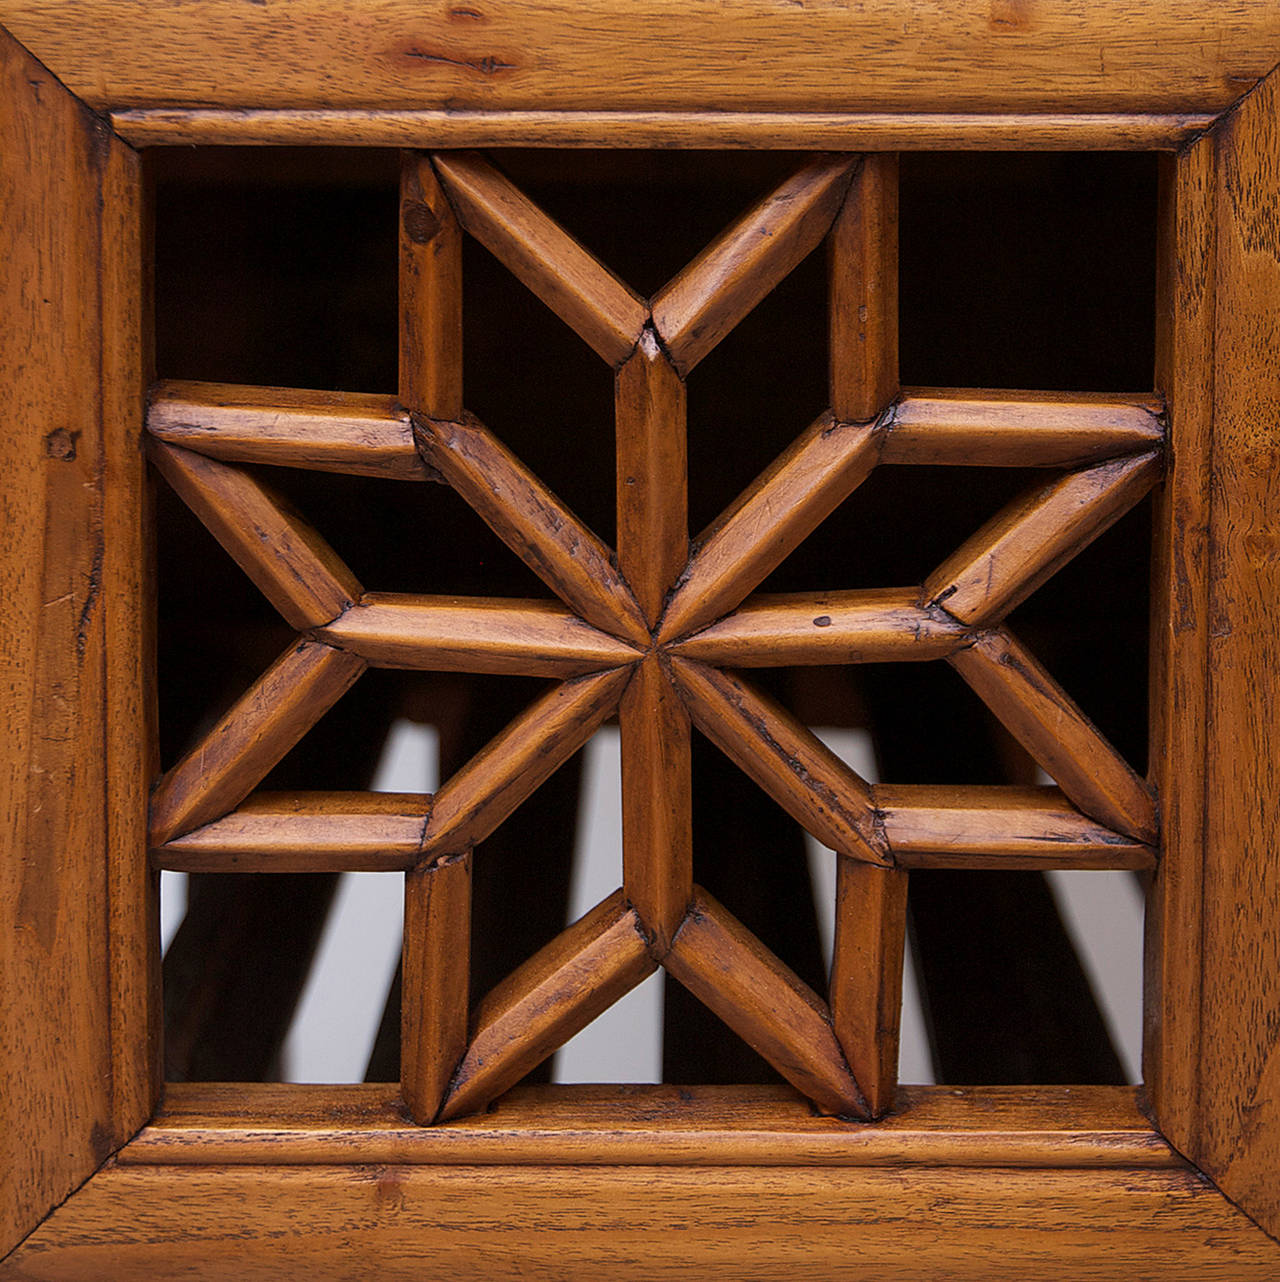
left=2, top=2, right=1279, bottom=1275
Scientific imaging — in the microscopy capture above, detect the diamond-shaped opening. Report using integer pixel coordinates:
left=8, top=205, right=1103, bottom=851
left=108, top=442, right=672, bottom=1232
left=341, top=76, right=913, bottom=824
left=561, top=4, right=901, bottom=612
left=753, top=463, right=1040, bottom=595
left=460, top=232, right=619, bottom=545
left=152, top=147, right=399, bottom=391
left=899, top=152, right=1158, bottom=391
left=686, top=234, right=830, bottom=539
left=1004, top=496, right=1152, bottom=773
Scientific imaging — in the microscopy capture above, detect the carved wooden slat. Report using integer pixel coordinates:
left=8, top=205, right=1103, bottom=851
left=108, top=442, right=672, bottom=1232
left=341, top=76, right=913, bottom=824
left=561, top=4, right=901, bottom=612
left=658, top=414, right=883, bottom=643
left=924, top=452, right=1161, bottom=627
left=668, top=657, right=887, bottom=866
left=949, top=629, right=1156, bottom=844
left=316, top=593, right=641, bottom=677
left=413, top=412, right=649, bottom=645
left=830, top=860, right=909, bottom=1117
left=830, top=153, right=898, bottom=421
left=421, top=667, right=631, bottom=859
left=400, top=150, right=463, bottom=419
left=885, top=390, right=1164, bottom=468
left=432, top=150, right=646, bottom=365
left=668, top=588, right=967, bottom=667
left=149, top=642, right=366, bottom=846
left=152, top=792, right=429, bottom=873
left=148, top=381, right=428, bottom=481
left=615, top=326, right=687, bottom=627
left=652, top=154, right=857, bottom=375
left=876, top=785, right=1155, bottom=870
left=439, top=891, right=655, bottom=1121
left=403, top=851, right=471, bottom=1124
left=147, top=441, right=363, bottom=629
left=619, top=655, right=693, bottom=954
left=665, top=888, right=867, bottom=1118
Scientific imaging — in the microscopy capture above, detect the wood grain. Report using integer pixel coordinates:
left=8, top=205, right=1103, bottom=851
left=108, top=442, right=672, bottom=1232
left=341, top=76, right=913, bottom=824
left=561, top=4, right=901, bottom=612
left=432, top=150, right=645, bottom=364
left=119, top=1082, right=1181, bottom=1169
left=440, top=892, right=654, bottom=1121
left=414, top=412, right=649, bottom=645
left=884, top=389, right=1165, bottom=467
left=668, top=658, right=886, bottom=867
left=400, top=150, right=462, bottom=418
left=666, top=889, right=866, bottom=1119
left=152, top=792, right=429, bottom=873
left=316, top=592, right=641, bottom=677
left=421, top=667, right=630, bottom=859
left=403, top=851, right=471, bottom=1124
left=1, top=27, right=153, bottom=1255
left=1143, top=134, right=1215, bottom=1166
left=619, top=656, right=692, bottom=954
left=830, top=861, right=908, bottom=1117
left=614, top=326, right=686, bottom=626
left=10, top=1, right=1277, bottom=116
left=147, top=441, right=363, bottom=630
left=876, top=785, right=1155, bottom=870
left=19, top=1158, right=1280, bottom=1282
left=1192, top=68, right=1280, bottom=1239
left=652, top=154, right=855, bottom=376
left=148, top=381, right=428, bottom=480
left=111, top=108, right=1215, bottom=151
left=658, top=414, right=883, bottom=643
left=829, top=153, right=898, bottom=422
left=949, top=629, right=1156, bottom=844
left=668, top=588, right=967, bottom=667
left=149, top=641, right=366, bottom=846
left=924, top=451, right=1161, bottom=627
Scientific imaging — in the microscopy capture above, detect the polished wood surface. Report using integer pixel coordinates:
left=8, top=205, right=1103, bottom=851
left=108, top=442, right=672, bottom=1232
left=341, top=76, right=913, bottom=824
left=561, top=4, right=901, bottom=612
left=5, top=0, right=1277, bottom=117
left=1, top=27, right=154, bottom=1258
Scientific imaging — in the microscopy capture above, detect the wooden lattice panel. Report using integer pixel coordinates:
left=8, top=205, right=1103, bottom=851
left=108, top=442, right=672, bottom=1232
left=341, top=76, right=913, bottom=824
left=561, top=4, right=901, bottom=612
left=146, top=150, right=1162, bottom=1125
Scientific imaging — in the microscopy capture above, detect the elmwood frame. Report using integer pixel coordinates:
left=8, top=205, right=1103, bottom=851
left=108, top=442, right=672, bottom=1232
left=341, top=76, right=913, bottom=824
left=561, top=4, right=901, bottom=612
left=2, top=2, right=1279, bottom=1277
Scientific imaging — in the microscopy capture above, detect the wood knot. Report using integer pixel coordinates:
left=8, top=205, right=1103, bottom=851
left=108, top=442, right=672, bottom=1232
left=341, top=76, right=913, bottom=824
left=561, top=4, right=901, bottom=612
left=44, top=427, right=78, bottom=460
left=402, top=200, right=442, bottom=244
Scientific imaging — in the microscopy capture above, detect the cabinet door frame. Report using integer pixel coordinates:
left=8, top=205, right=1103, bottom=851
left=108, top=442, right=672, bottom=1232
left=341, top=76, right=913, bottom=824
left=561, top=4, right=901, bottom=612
left=3, top=3, right=1279, bottom=1276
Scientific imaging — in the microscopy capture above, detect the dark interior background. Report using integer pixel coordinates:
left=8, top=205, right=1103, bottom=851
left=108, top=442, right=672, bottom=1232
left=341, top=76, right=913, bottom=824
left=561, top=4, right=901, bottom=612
left=152, top=147, right=1157, bottom=1089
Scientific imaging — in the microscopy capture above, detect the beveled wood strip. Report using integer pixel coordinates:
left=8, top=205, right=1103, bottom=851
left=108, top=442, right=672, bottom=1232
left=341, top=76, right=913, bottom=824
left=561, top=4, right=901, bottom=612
left=830, top=153, right=898, bottom=421
left=147, top=440, right=363, bottom=630
left=17, top=1161, right=1280, bottom=1282
left=668, top=588, right=968, bottom=667
left=1194, top=71, right=1280, bottom=1238
left=1144, top=135, right=1215, bottom=1159
left=831, top=861, right=909, bottom=1117
left=432, top=150, right=646, bottom=365
left=885, top=389, right=1165, bottom=467
left=615, top=326, right=687, bottom=627
left=658, top=413, right=884, bottom=643
left=147, top=380, right=428, bottom=481
left=112, top=109, right=1218, bottom=151
left=149, top=641, right=366, bottom=846
left=668, top=658, right=887, bottom=867
left=315, top=592, right=642, bottom=677
left=414, top=412, right=649, bottom=645
left=876, top=785, right=1155, bottom=870
left=924, top=451, right=1162, bottom=627
left=121, top=1082, right=1181, bottom=1168
left=19, top=1, right=1280, bottom=116
left=151, top=792, right=429, bottom=873
left=439, top=892, right=655, bottom=1121
left=949, top=630, right=1156, bottom=844
left=619, top=655, right=692, bottom=954
left=403, top=851, right=471, bottom=1124
left=652, top=154, right=857, bottom=376
left=422, top=667, right=631, bottom=859
left=666, top=888, right=867, bottom=1119
left=400, top=150, right=463, bottom=419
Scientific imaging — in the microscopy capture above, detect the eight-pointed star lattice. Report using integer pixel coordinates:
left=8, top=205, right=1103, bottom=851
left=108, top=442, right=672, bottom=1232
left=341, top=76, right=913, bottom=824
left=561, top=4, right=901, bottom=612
left=147, top=150, right=1162, bottom=1125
